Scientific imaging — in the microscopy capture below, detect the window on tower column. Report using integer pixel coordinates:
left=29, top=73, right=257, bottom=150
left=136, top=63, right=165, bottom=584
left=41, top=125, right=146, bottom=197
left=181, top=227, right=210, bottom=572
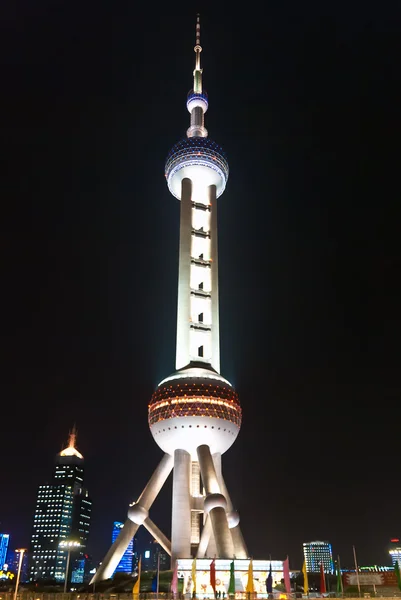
left=198, top=313, right=203, bottom=322
left=198, top=345, right=204, bottom=357
left=199, top=282, right=203, bottom=290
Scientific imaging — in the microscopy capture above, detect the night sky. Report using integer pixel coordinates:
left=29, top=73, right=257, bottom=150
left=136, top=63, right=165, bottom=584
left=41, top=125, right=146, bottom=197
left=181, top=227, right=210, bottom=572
left=2, top=2, right=400, bottom=572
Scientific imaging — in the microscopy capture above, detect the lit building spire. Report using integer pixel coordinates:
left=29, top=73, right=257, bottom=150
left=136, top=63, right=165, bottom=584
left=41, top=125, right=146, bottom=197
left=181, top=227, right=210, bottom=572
left=186, top=14, right=208, bottom=138
left=193, top=13, right=202, bottom=91
left=59, top=425, right=83, bottom=459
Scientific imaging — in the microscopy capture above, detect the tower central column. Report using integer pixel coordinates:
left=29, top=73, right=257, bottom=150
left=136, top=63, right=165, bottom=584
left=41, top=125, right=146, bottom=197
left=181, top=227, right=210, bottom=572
left=176, top=178, right=192, bottom=370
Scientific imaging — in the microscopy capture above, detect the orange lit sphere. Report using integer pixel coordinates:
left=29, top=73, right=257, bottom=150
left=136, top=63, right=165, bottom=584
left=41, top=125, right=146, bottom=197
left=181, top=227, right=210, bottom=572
left=148, top=367, right=241, bottom=458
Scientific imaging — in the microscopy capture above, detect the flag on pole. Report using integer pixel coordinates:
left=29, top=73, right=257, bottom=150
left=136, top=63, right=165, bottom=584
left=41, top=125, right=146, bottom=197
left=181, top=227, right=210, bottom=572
left=266, top=561, right=273, bottom=593
left=320, top=563, right=326, bottom=594
left=171, top=560, right=178, bottom=595
left=210, top=558, right=216, bottom=595
left=228, top=560, right=236, bottom=595
left=395, top=561, right=401, bottom=591
left=302, top=560, right=309, bottom=595
left=283, top=556, right=291, bottom=593
left=133, top=555, right=141, bottom=596
left=246, top=559, right=254, bottom=593
left=336, top=558, right=343, bottom=594
left=191, top=557, right=197, bottom=595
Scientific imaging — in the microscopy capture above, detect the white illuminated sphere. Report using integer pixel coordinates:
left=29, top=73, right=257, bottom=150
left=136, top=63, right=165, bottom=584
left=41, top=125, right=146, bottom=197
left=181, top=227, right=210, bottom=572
left=148, top=367, right=242, bottom=459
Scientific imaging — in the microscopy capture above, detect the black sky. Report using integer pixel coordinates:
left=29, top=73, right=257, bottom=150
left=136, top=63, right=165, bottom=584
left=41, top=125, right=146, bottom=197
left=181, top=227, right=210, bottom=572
left=1, top=1, right=401, bottom=571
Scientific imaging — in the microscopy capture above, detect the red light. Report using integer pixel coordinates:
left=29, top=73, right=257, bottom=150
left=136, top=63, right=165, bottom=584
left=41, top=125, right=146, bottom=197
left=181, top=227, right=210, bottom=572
left=391, top=538, right=399, bottom=543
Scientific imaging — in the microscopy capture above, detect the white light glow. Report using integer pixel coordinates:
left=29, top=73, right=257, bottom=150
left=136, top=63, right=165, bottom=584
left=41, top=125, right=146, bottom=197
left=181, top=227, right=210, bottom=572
left=158, top=368, right=232, bottom=387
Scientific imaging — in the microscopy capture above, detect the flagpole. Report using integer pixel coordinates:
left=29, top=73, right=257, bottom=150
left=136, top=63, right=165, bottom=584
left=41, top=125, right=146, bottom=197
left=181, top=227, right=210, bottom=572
left=352, top=545, right=361, bottom=597
left=156, top=551, right=160, bottom=597
left=337, top=555, right=344, bottom=597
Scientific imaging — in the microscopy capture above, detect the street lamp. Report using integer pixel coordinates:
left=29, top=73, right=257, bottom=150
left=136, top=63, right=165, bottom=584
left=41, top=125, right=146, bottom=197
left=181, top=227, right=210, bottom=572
left=13, top=548, right=27, bottom=600
left=58, top=540, right=81, bottom=593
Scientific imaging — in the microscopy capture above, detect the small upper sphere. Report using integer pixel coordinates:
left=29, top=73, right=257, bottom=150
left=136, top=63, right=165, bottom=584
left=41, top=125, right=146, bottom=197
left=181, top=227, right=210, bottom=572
left=165, top=137, right=229, bottom=200
left=187, top=90, right=209, bottom=114
left=148, top=366, right=241, bottom=458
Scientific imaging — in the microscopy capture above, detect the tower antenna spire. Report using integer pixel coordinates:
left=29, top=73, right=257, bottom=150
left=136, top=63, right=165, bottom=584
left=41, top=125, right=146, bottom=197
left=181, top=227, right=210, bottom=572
left=193, top=13, right=202, bottom=91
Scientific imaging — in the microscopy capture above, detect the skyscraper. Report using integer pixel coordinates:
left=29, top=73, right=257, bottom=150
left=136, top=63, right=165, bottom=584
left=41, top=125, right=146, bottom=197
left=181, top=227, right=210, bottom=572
left=112, top=522, right=133, bottom=574
left=303, top=541, right=334, bottom=574
left=29, top=428, right=92, bottom=584
left=389, top=538, right=401, bottom=568
left=0, top=533, right=9, bottom=569
left=91, top=15, right=248, bottom=584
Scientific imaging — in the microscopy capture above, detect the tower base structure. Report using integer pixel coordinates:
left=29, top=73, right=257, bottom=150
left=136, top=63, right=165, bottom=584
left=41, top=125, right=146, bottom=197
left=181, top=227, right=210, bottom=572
left=90, top=369, right=249, bottom=584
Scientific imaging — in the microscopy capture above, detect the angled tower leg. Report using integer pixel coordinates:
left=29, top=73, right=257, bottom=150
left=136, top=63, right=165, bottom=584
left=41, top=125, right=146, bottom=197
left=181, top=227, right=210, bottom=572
left=143, top=517, right=172, bottom=555
left=90, top=453, right=173, bottom=583
left=171, top=449, right=192, bottom=565
left=213, top=453, right=248, bottom=558
left=196, top=515, right=212, bottom=557
left=197, top=444, right=234, bottom=557
left=90, top=519, right=139, bottom=584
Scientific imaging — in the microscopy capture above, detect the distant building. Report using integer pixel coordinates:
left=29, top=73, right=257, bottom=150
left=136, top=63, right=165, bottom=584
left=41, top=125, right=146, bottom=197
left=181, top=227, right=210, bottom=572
left=29, top=427, right=92, bottom=585
left=0, top=534, right=9, bottom=569
left=4, top=549, right=29, bottom=582
left=303, top=540, right=334, bottom=574
left=111, top=522, right=134, bottom=574
left=137, top=538, right=169, bottom=572
left=389, top=538, right=401, bottom=568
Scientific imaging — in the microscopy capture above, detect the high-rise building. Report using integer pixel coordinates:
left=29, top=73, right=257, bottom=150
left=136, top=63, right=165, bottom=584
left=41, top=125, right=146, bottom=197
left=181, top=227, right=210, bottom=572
left=91, top=15, right=248, bottom=584
left=0, top=534, right=9, bottom=569
left=112, top=522, right=133, bottom=574
left=29, top=428, right=92, bottom=584
left=389, top=538, right=401, bottom=567
left=303, top=540, right=334, bottom=574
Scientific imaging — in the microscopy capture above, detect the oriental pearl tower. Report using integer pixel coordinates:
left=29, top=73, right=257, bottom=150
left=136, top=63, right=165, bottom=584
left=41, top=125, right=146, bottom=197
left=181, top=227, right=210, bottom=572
left=91, top=16, right=248, bottom=584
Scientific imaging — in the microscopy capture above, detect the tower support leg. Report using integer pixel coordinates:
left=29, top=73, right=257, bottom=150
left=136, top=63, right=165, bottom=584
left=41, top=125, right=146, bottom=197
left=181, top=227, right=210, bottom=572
left=197, top=444, right=234, bottom=558
left=213, top=452, right=248, bottom=558
left=196, top=515, right=212, bottom=558
left=171, top=449, right=192, bottom=565
left=90, top=519, right=138, bottom=584
left=143, top=517, right=172, bottom=555
left=90, top=453, right=173, bottom=584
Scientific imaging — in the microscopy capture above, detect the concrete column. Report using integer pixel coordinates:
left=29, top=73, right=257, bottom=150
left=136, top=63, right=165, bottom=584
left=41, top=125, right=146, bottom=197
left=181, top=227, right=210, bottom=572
left=212, top=452, right=222, bottom=485
left=213, top=454, right=248, bottom=559
left=171, top=449, right=192, bottom=565
left=197, top=444, right=220, bottom=494
left=143, top=516, right=172, bottom=555
left=176, top=178, right=192, bottom=370
left=197, top=445, right=233, bottom=558
left=209, top=184, right=220, bottom=373
left=90, top=519, right=138, bottom=583
left=209, top=508, right=234, bottom=557
left=230, top=526, right=249, bottom=559
left=196, top=516, right=212, bottom=557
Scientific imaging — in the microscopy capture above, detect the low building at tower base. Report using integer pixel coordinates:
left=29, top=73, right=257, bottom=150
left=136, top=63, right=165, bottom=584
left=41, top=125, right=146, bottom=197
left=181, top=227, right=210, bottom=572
left=177, top=559, right=284, bottom=598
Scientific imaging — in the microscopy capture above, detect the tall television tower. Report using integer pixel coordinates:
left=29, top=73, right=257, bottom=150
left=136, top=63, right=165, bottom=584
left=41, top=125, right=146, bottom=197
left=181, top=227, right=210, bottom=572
left=91, top=16, right=248, bottom=583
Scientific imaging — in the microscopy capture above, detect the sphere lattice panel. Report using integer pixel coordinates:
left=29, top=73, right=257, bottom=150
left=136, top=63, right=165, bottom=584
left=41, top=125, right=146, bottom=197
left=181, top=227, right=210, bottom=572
left=148, top=366, right=241, bottom=457
left=165, top=137, right=229, bottom=200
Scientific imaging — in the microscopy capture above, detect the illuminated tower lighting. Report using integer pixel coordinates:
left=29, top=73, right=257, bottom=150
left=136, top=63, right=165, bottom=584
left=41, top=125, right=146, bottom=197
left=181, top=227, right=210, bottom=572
left=91, top=16, right=248, bottom=583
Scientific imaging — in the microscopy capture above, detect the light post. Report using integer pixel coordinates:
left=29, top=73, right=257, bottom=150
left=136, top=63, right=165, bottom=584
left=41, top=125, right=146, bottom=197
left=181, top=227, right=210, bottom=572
left=59, top=540, right=81, bottom=593
left=13, top=548, right=27, bottom=600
